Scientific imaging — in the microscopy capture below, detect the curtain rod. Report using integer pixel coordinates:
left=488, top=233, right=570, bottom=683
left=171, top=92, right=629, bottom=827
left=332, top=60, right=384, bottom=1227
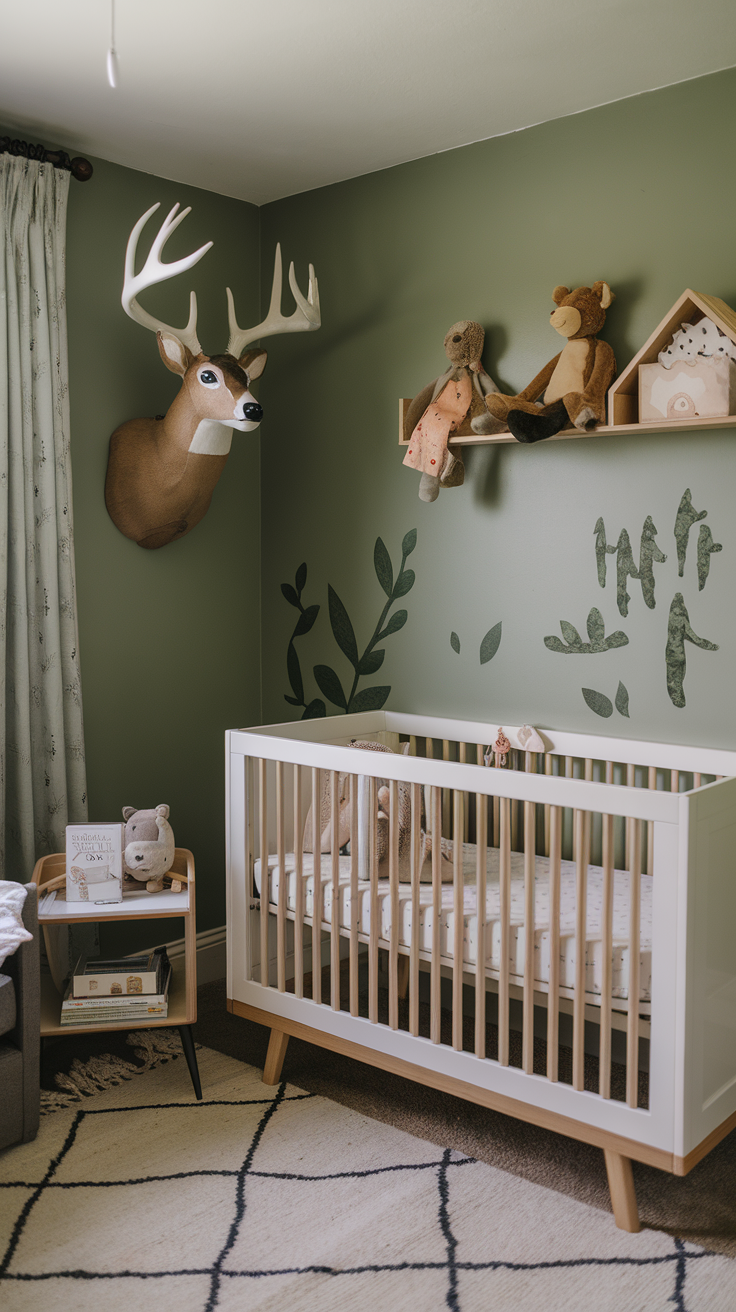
left=0, top=137, right=93, bottom=182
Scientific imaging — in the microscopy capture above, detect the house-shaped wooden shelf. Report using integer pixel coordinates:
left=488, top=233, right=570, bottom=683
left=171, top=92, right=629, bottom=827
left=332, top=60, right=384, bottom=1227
left=398, top=288, right=736, bottom=449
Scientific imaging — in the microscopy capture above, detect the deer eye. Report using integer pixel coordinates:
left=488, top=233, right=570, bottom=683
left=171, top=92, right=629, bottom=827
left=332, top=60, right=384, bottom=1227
left=198, top=369, right=220, bottom=388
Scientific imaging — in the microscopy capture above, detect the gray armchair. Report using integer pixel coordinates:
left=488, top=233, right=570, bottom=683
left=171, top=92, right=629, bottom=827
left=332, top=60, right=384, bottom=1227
left=0, top=884, right=40, bottom=1149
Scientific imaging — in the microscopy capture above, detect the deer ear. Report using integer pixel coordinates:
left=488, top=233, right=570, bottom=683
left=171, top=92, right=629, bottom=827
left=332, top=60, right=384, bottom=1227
left=238, top=347, right=267, bottom=381
left=157, top=331, right=192, bottom=376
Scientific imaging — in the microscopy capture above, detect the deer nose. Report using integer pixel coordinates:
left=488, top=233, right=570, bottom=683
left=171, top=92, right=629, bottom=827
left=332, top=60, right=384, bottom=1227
left=242, top=402, right=263, bottom=423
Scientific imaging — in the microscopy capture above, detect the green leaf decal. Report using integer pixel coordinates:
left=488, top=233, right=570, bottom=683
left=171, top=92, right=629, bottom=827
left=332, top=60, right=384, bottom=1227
left=615, top=681, right=630, bottom=717
left=582, top=688, right=613, bottom=718
left=295, top=562, right=307, bottom=595
left=393, top=569, right=415, bottom=598
left=358, top=649, right=385, bottom=675
left=328, top=585, right=359, bottom=666
left=480, top=622, right=502, bottom=665
left=286, top=641, right=303, bottom=702
left=313, top=664, right=347, bottom=709
left=281, top=582, right=300, bottom=609
left=450, top=631, right=461, bottom=654
left=402, top=528, right=417, bottom=557
left=374, top=537, right=393, bottom=597
left=586, top=608, right=605, bottom=644
left=349, top=686, right=391, bottom=713
left=284, top=695, right=302, bottom=707
left=302, top=699, right=326, bottom=719
left=378, top=610, right=408, bottom=640
left=560, top=621, right=581, bottom=646
left=293, top=603, right=319, bottom=637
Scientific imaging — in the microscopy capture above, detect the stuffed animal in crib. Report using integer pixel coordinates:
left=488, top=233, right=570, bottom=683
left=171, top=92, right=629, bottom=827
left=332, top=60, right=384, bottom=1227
left=484, top=283, right=616, bottom=443
left=303, top=741, right=453, bottom=881
left=403, top=320, right=508, bottom=503
left=122, top=804, right=177, bottom=892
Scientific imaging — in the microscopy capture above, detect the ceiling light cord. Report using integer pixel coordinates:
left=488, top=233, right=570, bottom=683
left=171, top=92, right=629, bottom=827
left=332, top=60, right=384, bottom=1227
left=107, top=0, right=118, bottom=89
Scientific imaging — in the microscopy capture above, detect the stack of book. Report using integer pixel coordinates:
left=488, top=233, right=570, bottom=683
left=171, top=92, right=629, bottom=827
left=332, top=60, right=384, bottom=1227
left=60, top=948, right=171, bottom=1027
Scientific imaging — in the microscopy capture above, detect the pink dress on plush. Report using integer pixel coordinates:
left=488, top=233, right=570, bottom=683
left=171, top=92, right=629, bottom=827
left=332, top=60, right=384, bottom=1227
left=403, top=373, right=472, bottom=481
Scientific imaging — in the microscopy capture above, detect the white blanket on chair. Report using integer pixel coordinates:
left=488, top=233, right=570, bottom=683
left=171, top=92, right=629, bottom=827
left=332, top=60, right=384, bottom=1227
left=0, top=881, right=32, bottom=969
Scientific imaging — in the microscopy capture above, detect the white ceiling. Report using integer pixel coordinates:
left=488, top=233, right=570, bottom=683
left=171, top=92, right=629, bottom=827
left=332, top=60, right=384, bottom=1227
left=2, top=0, right=736, bottom=206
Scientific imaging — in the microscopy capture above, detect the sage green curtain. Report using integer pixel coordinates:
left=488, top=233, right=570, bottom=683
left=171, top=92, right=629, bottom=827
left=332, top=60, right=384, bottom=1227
left=0, top=155, right=88, bottom=885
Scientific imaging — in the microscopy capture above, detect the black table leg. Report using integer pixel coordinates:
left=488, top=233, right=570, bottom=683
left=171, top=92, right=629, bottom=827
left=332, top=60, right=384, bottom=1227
left=178, top=1024, right=203, bottom=1100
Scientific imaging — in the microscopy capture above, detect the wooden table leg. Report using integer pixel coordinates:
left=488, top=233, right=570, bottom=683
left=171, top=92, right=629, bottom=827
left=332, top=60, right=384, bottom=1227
left=178, top=1025, right=203, bottom=1101
left=263, top=1028, right=290, bottom=1085
left=604, top=1150, right=640, bottom=1232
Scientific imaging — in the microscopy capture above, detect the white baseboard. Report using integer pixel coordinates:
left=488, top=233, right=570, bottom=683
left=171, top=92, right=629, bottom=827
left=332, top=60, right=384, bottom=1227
left=155, top=925, right=227, bottom=986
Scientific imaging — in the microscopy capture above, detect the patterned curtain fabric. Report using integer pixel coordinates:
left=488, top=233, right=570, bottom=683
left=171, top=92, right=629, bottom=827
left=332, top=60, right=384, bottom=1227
left=0, top=155, right=88, bottom=888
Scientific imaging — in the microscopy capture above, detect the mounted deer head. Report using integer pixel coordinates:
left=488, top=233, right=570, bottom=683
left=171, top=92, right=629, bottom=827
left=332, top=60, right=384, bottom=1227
left=105, top=202, right=320, bottom=549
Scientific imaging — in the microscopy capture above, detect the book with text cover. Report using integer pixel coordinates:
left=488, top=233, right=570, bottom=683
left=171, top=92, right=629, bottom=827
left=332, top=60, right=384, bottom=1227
left=65, top=824, right=125, bottom=904
left=71, top=947, right=168, bottom=997
left=61, top=965, right=172, bottom=1025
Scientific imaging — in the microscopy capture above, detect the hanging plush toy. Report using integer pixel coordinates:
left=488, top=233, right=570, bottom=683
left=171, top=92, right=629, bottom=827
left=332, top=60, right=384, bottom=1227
left=403, top=320, right=507, bottom=502
left=484, top=283, right=616, bottom=443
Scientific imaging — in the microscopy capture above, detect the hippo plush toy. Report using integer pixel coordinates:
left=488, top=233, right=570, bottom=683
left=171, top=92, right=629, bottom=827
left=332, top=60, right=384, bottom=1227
left=123, top=804, right=176, bottom=892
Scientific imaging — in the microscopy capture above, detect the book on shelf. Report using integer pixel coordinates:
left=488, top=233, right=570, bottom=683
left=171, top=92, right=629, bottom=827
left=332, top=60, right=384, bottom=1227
left=72, top=947, right=169, bottom=998
left=65, top=823, right=125, bottom=904
left=60, top=963, right=172, bottom=1026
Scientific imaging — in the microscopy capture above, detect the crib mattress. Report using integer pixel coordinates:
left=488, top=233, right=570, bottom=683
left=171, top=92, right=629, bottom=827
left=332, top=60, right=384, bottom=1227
left=256, top=844, right=652, bottom=1003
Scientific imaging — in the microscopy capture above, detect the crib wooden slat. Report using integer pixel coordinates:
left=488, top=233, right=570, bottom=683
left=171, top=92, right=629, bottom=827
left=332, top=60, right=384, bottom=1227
left=389, top=779, right=400, bottom=1031
left=599, top=812, right=615, bottom=1099
left=511, top=754, right=520, bottom=852
left=544, top=753, right=553, bottom=856
left=293, top=765, right=304, bottom=1000
left=442, top=739, right=451, bottom=835
left=276, top=760, right=286, bottom=993
left=573, top=808, right=590, bottom=1092
left=349, top=774, right=359, bottom=1017
left=312, top=768, right=322, bottom=1006
left=431, top=784, right=442, bottom=1044
left=522, top=752, right=536, bottom=1075
left=259, top=758, right=269, bottom=989
left=499, top=797, right=511, bottom=1067
left=369, top=775, right=378, bottom=1024
left=452, top=789, right=464, bottom=1051
left=627, top=819, right=642, bottom=1108
left=409, top=782, right=421, bottom=1037
left=671, top=769, right=679, bottom=796
left=330, top=771, right=340, bottom=1011
left=459, top=743, right=470, bottom=841
left=475, top=791, right=487, bottom=1060
left=566, top=756, right=574, bottom=862
left=625, top=763, right=635, bottom=871
left=547, top=805, right=562, bottom=1082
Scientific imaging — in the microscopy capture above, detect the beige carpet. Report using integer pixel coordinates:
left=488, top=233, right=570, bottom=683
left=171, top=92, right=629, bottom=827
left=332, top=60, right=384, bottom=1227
left=4, top=1039, right=735, bottom=1311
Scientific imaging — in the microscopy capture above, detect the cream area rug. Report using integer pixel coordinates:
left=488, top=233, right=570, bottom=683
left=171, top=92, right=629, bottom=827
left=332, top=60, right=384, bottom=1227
left=1, top=1039, right=735, bottom=1312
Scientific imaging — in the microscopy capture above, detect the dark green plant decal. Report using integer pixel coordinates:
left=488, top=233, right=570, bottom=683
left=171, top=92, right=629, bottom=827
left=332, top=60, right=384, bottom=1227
left=665, top=592, right=719, bottom=709
left=281, top=563, right=325, bottom=719
left=674, top=488, right=707, bottom=577
left=697, top=525, right=722, bottom=591
left=639, top=516, right=668, bottom=609
left=480, top=622, right=502, bottom=665
left=593, top=518, right=615, bottom=588
left=544, top=608, right=628, bottom=655
left=313, top=529, right=417, bottom=714
left=615, top=681, right=630, bottom=717
left=582, top=688, right=613, bottom=718
left=450, top=632, right=461, bottom=654
left=594, top=516, right=667, bottom=613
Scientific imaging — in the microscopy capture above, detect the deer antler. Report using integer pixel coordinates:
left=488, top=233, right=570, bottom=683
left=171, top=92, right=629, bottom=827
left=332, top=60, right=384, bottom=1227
left=122, top=202, right=213, bottom=355
left=226, top=244, right=320, bottom=356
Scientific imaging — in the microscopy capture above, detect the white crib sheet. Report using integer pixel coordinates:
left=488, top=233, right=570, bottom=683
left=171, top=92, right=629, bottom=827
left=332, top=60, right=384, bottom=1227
left=256, top=843, right=652, bottom=1003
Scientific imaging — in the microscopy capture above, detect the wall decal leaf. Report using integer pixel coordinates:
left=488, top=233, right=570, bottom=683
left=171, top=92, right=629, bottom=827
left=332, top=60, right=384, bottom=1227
left=560, top=621, right=581, bottom=645
left=358, top=649, right=385, bottom=675
left=392, top=569, right=415, bottom=597
left=313, top=664, right=348, bottom=709
left=295, top=562, right=307, bottom=595
left=349, top=686, right=391, bottom=713
left=281, top=583, right=300, bottom=609
left=378, top=609, right=408, bottom=640
left=582, top=687, right=613, bottom=718
left=586, top=608, right=605, bottom=644
left=284, top=695, right=302, bottom=707
left=402, top=528, right=417, bottom=557
left=303, top=698, right=326, bottom=719
left=480, top=622, right=502, bottom=665
left=615, top=681, right=630, bottom=717
left=450, top=631, right=461, bottom=654
left=328, top=585, right=359, bottom=666
left=293, top=603, right=319, bottom=637
left=286, top=641, right=303, bottom=702
left=374, top=537, right=393, bottom=597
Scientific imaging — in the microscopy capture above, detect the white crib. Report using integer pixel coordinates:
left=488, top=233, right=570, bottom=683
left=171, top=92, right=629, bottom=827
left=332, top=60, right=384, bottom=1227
left=225, top=710, right=736, bottom=1231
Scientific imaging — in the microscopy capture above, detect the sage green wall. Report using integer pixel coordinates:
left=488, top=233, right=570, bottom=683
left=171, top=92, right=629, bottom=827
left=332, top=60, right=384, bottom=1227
left=258, top=67, right=736, bottom=750
left=64, top=157, right=261, bottom=947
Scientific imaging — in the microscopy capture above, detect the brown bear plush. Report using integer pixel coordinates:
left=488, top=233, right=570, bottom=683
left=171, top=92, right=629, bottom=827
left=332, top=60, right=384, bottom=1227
left=484, top=283, right=616, bottom=443
left=403, top=320, right=507, bottom=502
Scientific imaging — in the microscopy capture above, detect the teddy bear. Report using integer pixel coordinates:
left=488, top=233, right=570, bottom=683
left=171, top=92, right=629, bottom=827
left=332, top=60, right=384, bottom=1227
left=484, top=283, right=616, bottom=443
left=403, top=320, right=507, bottom=502
left=122, top=804, right=176, bottom=893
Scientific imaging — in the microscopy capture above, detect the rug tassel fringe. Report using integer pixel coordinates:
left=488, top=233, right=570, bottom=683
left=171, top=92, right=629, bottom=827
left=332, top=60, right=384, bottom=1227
left=41, top=1029, right=197, bottom=1114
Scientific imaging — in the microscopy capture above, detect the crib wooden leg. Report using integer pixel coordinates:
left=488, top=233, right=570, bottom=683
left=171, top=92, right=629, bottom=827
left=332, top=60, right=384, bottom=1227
left=263, top=1028, right=290, bottom=1085
left=397, top=954, right=410, bottom=1001
left=604, top=1150, right=640, bottom=1232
